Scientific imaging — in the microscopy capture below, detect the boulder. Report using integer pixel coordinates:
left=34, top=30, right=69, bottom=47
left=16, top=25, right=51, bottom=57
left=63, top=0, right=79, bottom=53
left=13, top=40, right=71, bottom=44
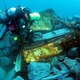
left=28, top=62, right=51, bottom=80
left=13, top=76, right=24, bottom=80
left=0, top=67, right=6, bottom=80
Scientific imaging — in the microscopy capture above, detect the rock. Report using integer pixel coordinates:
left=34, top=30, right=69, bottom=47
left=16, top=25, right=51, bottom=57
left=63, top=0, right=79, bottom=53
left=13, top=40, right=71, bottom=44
left=51, top=63, right=69, bottom=75
left=63, top=57, right=77, bottom=69
left=70, top=63, right=80, bottom=73
left=75, top=58, right=80, bottom=63
left=0, top=56, right=12, bottom=71
left=0, top=27, right=12, bottom=49
left=72, top=15, right=80, bottom=21
left=63, top=57, right=80, bottom=79
left=0, top=40, right=5, bottom=49
left=0, top=50, right=4, bottom=57
left=57, top=62, right=69, bottom=72
left=0, top=57, right=11, bottom=66
left=4, top=31, right=13, bottom=48
left=51, top=56, right=59, bottom=66
left=67, top=47, right=79, bottom=59
left=50, top=62, right=69, bottom=80
left=13, top=76, right=24, bottom=80
left=0, top=24, right=3, bottom=30
left=58, top=77, right=74, bottom=80
left=51, top=67, right=60, bottom=74
left=42, top=71, right=69, bottom=80
left=4, top=68, right=17, bottom=80
left=27, top=62, right=51, bottom=80
left=3, top=48, right=10, bottom=56
left=4, top=35, right=11, bottom=48
left=0, top=67, right=6, bottom=80
left=58, top=55, right=65, bottom=62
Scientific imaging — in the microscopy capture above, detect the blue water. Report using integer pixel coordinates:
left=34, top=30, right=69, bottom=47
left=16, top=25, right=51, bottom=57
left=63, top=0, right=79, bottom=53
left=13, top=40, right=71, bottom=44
left=0, top=0, right=80, bottom=17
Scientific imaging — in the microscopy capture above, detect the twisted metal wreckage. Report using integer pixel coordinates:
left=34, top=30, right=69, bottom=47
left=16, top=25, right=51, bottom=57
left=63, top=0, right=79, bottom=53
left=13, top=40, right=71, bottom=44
left=15, top=17, right=80, bottom=73
left=0, top=13, right=80, bottom=79
left=21, top=19, right=80, bottom=63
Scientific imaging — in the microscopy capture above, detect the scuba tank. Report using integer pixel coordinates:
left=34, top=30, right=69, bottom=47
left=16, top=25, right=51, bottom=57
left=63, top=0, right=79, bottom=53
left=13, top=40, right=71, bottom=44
left=0, top=7, right=16, bottom=23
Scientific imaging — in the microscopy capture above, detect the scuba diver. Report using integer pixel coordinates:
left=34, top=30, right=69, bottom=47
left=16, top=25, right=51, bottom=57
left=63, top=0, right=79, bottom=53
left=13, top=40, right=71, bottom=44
left=0, top=5, right=40, bottom=42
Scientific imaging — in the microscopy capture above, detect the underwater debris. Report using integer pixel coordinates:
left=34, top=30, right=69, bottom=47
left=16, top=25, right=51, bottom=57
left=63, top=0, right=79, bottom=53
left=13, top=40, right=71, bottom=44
left=14, top=52, right=23, bottom=72
left=0, top=7, right=80, bottom=80
left=0, top=67, right=6, bottom=80
left=21, top=28, right=71, bottom=63
left=28, top=62, right=51, bottom=80
left=23, top=42, right=60, bottom=63
left=30, top=8, right=57, bottom=31
left=41, top=71, right=69, bottom=80
left=13, top=76, right=24, bottom=80
left=67, top=47, right=79, bottom=59
left=4, top=68, right=17, bottom=80
left=4, top=53, right=23, bottom=80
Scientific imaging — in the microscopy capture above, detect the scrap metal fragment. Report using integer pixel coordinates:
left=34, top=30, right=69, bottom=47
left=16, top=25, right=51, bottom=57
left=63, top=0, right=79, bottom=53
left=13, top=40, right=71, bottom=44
left=14, top=52, right=23, bottom=72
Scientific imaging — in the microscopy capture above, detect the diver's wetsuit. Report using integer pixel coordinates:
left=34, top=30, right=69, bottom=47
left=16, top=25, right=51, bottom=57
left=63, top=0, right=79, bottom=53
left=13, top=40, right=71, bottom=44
left=0, top=6, right=34, bottom=42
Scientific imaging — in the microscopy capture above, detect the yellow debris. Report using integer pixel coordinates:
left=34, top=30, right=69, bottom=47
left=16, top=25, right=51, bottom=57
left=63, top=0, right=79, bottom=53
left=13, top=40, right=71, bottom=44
left=22, top=42, right=60, bottom=63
